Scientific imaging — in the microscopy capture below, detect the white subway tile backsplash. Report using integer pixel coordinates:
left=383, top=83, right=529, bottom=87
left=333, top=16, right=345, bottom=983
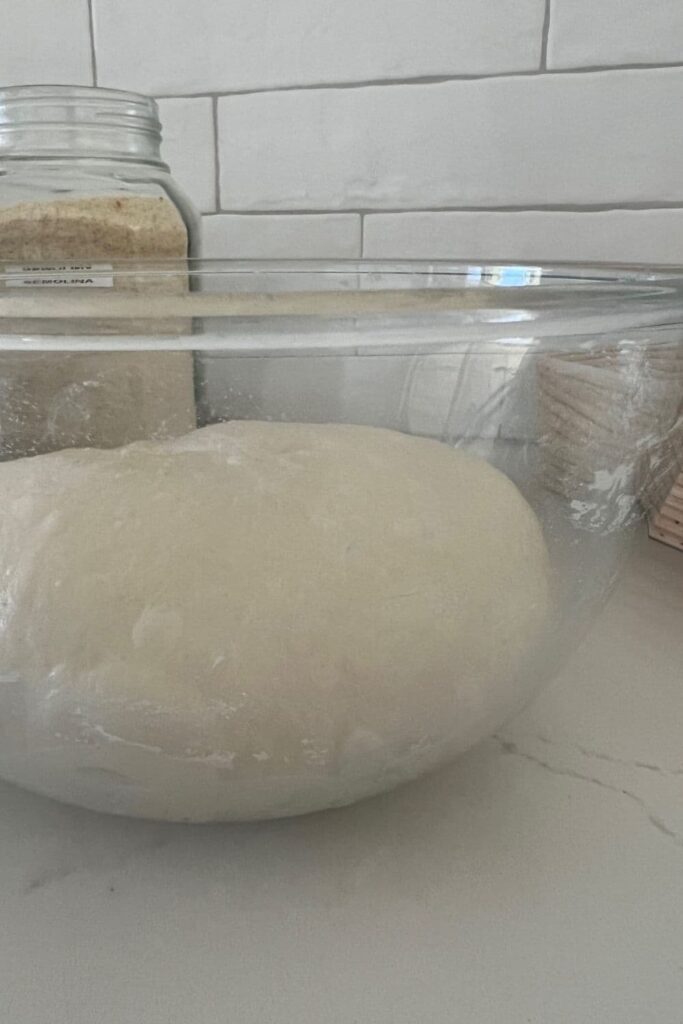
left=218, top=70, right=683, bottom=211
left=364, top=210, right=683, bottom=265
left=1, top=0, right=92, bottom=86
left=7, top=0, right=681, bottom=276
left=157, top=97, right=216, bottom=213
left=93, top=0, right=545, bottom=95
left=201, top=214, right=361, bottom=258
left=549, top=0, right=683, bottom=70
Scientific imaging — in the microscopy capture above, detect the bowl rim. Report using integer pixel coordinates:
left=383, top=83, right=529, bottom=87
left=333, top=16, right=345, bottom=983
left=0, top=256, right=681, bottom=283
left=1, top=258, right=682, bottom=353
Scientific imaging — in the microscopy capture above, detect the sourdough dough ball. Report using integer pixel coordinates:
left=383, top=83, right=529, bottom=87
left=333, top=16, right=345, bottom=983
left=0, top=422, right=550, bottom=821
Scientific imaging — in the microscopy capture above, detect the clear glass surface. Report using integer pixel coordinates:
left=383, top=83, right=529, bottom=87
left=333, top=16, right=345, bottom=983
left=0, top=85, right=199, bottom=254
left=0, top=259, right=678, bottom=821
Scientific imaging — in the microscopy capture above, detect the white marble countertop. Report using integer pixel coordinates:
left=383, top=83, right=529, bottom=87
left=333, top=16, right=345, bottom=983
left=1, top=531, right=682, bottom=1024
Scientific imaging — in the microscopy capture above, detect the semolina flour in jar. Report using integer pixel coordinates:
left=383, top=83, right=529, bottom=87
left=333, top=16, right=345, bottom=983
left=0, top=194, right=196, bottom=457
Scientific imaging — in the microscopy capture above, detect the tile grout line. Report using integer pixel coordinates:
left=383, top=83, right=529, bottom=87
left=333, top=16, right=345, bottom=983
left=151, top=60, right=683, bottom=101
left=211, top=96, right=221, bottom=213
left=200, top=203, right=683, bottom=217
left=86, top=0, right=98, bottom=85
left=540, top=0, right=552, bottom=71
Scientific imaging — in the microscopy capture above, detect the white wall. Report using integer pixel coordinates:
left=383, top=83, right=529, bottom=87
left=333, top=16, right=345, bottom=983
left=5, top=0, right=683, bottom=263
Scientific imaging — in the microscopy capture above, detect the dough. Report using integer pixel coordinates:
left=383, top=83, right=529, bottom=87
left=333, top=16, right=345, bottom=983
left=0, top=422, right=550, bottom=821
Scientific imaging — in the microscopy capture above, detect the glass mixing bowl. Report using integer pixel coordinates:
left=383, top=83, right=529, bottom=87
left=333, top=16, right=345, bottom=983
left=0, top=260, right=679, bottom=822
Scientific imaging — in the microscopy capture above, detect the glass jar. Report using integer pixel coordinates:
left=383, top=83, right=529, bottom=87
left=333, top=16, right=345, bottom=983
left=0, top=85, right=199, bottom=456
left=0, top=84, right=199, bottom=259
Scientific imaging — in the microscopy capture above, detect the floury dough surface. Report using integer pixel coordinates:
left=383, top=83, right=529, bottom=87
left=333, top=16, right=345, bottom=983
left=0, top=422, right=550, bottom=821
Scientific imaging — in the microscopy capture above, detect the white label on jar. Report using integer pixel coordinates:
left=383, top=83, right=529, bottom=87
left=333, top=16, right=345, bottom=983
left=4, top=263, right=115, bottom=288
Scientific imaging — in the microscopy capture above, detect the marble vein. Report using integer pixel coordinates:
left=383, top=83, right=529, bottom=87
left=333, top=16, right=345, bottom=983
left=495, top=737, right=683, bottom=849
